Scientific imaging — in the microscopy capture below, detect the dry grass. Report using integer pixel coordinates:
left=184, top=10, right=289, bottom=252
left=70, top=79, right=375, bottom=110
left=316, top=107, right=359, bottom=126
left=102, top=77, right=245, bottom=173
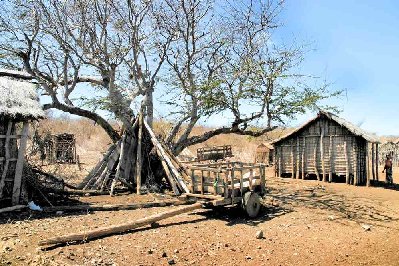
left=29, top=117, right=293, bottom=184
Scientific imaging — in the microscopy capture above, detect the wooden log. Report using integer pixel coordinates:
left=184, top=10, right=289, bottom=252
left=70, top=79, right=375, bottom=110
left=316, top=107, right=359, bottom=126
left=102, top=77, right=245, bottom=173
left=191, top=169, right=195, bottom=193
left=321, top=127, right=326, bottom=182
left=366, top=143, right=370, bottom=187
left=38, top=202, right=205, bottom=247
left=278, top=146, right=282, bottom=177
left=223, top=172, right=228, bottom=198
left=157, top=149, right=179, bottom=195
left=12, top=122, right=29, bottom=205
left=302, top=137, right=305, bottom=179
left=372, top=143, right=375, bottom=181
left=110, top=134, right=127, bottom=195
left=353, top=143, right=357, bottom=185
left=0, top=205, right=26, bottom=214
left=296, top=138, right=300, bottom=179
left=376, top=143, right=379, bottom=181
left=291, top=141, right=295, bottom=178
left=143, top=120, right=189, bottom=193
left=42, top=200, right=184, bottom=213
left=0, top=122, right=13, bottom=198
left=344, top=141, right=349, bottom=184
left=200, top=170, right=204, bottom=195
left=313, top=145, right=320, bottom=181
left=231, top=168, right=235, bottom=202
left=136, top=114, right=144, bottom=194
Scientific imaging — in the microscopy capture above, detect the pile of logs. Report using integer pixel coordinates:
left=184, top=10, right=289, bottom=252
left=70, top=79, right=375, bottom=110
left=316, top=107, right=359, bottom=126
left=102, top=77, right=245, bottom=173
left=77, top=114, right=190, bottom=195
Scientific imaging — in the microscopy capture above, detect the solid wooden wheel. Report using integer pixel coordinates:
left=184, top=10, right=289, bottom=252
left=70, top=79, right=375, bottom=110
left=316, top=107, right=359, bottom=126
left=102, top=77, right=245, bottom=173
left=242, top=192, right=261, bottom=218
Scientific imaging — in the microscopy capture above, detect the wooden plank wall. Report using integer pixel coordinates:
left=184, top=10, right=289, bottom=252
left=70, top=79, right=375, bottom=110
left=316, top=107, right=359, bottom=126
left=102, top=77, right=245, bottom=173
left=0, top=118, right=27, bottom=206
left=275, top=117, right=377, bottom=186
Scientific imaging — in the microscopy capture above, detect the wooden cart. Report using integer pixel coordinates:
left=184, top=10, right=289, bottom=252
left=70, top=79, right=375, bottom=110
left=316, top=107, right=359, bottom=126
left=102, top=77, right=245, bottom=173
left=182, top=162, right=266, bottom=217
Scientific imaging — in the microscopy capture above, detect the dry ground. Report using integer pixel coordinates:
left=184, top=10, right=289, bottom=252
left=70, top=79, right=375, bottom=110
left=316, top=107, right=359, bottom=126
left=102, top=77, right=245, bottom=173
left=1, top=118, right=398, bottom=265
left=1, top=169, right=399, bottom=266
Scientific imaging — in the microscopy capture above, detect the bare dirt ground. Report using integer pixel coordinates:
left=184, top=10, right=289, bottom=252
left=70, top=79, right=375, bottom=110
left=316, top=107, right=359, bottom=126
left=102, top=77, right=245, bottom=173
left=1, top=168, right=399, bottom=266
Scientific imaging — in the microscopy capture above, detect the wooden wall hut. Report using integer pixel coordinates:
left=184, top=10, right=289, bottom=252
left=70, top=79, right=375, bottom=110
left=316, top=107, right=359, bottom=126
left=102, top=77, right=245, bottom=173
left=272, top=111, right=379, bottom=186
left=254, top=142, right=274, bottom=166
left=0, top=75, right=44, bottom=207
left=379, top=139, right=399, bottom=167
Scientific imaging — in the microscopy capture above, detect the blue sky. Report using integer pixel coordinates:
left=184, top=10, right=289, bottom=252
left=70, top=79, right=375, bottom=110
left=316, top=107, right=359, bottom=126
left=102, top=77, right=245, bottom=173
left=272, top=0, right=399, bottom=135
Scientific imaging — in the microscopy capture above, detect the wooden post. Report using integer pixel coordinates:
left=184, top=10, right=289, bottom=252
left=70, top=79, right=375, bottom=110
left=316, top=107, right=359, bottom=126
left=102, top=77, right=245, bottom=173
left=366, top=143, right=370, bottom=187
left=239, top=169, right=243, bottom=195
left=321, top=127, right=326, bottom=182
left=313, top=145, right=320, bottom=181
left=343, top=141, right=348, bottom=184
left=302, top=137, right=306, bottom=179
left=0, top=122, right=13, bottom=198
left=278, top=146, right=282, bottom=177
left=200, top=170, right=204, bottom=195
left=191, top=169, right=195, bottom=193
left=260, top=165, right=266, bottom=194
left=376, top=143, right=379, bottom=181
left=249, top=168, right=254, bottom=191
left=291, top=142, right=295, bottom=178
left=372, top=143, right=375, bottom=182
left=353, top=144, right=358, bottom=185
left=110, top=133, right=127, bottom=195
left=231, top=168, right=235, bottom=201
left=224, top=171, right=228, bottom=198
left=296, top=138, right=300, bottom=179
left=12, top=122, right=29, bottom=205
left=328, top=136, right=333, bottom=182
left=135, top=114, right=143, bottom=194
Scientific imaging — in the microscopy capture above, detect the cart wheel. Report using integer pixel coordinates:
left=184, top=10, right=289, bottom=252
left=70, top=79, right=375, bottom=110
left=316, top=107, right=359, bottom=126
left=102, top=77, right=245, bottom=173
left=242, top=192, right=261, bottom=218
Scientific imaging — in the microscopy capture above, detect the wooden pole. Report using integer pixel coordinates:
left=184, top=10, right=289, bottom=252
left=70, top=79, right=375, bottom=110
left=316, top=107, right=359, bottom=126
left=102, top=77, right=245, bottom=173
left=353, top=144, right=358, bottom=185
left=366, top=143, right=370, bottom=187
left=372, top=143, right=375, bottom=182
left=12, top=122, right=29, bottom=205
left=376, top=143, right=379, bottom=181
left=38, top=202, right=205, bottom=247
left=0, top=205, right=26, bottom=214
left=328, top=136, right=333, bottom=182
left=110, top=133, right=127, bottom=195
left=321, top=127, right=326, bottom=182
left=136, top=114, right=144, bottom=194
left=296, top=138, right=300, bottom=179
left=278, top=146, right=282, bottom=177
left=314, top=145, right=320, bottom=181
left=344, top=141, right=349, bottom=184
left=302, top=137, right=305, bottom=179
left=291, top=142, right=295, bottom=178
left=42, top=200, right=184, bottom=213
left=0, top=122, right=13, bottom=198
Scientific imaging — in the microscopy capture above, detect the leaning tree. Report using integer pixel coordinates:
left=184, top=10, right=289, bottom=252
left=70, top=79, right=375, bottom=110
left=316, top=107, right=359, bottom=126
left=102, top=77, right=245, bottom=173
left=0, top=0, right=341, bottom=154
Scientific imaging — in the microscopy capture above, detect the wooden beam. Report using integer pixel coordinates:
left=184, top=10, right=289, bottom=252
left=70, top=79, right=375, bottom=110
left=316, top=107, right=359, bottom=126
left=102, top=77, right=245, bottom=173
left=291, top=141, right=295, bottom=178
left=372, top=143, right=375, bottom=182
left=353, top=144, right=358, bottom=185
left=38, top=202, right=205, bottom=247
left=0, top=122, right=13, bottom=198
left=302, top=137, right=305, bottom=179
left=143, top=120, right=189, bottom=193
left=328, top=135, right=333, bottom=182
left=366, top=143, right=370, bottom=187
left=321, top=127, right=326, bottom=182
left=296, top=138, right=300, bottom=179
left=136, top=113, right=144, bottom=194
left=110, top=133, right=127, bottom=195
left=12, top=122, right=29, bottom=205
left=0, top=205, right=26, bottom=214
left=376, top=143, right=379, bottom=181
left=278, top=146, right=282, bottom=177
left=344, top=141, right=349, bottom=184
left=314, top=145, right=320, bottom=181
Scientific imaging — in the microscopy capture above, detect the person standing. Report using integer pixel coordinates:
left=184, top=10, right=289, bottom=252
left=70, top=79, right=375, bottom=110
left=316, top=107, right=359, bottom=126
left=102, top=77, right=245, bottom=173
left=382, top=154, right=393, bottom=185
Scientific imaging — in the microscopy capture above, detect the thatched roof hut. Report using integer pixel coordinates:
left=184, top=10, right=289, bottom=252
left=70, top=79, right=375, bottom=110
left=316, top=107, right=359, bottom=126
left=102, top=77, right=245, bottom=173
left=0, top=74, right=44, bottom=207
left=254, top=142, right=274, bottom=165
left=272, top=111, right=379, bottom=186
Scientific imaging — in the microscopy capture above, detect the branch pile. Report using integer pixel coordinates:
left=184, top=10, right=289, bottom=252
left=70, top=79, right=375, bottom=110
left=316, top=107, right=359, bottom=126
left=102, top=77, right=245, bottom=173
left=78, top=115, right=190, bottom=195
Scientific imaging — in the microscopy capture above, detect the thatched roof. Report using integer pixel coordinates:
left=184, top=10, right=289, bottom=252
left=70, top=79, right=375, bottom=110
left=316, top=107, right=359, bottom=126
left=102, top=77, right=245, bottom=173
left=257, top=142, right=274, bottom=151
left=0, top=76, right=44, bottom=119
left=272, top=110, right=379, bottom=144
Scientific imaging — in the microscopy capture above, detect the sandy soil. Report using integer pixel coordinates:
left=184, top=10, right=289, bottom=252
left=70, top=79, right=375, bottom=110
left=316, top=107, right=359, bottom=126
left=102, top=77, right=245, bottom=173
left=1, top=167, right=399, bottom=266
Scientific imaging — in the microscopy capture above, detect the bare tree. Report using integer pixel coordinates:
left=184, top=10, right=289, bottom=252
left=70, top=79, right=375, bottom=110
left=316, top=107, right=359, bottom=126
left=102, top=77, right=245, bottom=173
left=0, top=0, right=341, bottom=155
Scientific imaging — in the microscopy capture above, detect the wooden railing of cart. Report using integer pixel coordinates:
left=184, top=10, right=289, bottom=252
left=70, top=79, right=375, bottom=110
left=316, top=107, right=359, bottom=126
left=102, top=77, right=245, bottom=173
left=183, top=162, right=266, bottom=206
